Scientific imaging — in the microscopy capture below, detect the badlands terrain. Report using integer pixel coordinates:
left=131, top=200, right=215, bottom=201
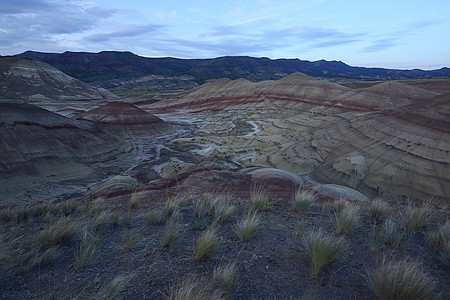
left=0, top=55, right=449, bottom=299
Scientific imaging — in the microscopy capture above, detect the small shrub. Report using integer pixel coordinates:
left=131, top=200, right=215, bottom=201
left=212, top=262, right=238, bottom=296
left=250, top=186, right=271, bottom=211
left=144, top=209, right=163, bottom=226
left=367, top=258, right=436, bottom=300
left=335, top=205, right=359, bottom=235
left=368, top=198, right=388, bottom=223
left=168, top=276, right=223, bottom=300
left=384, top=218, right=402, bottom=247
left=193, top=229, right=219, bottom=261
left=400, top=205, right=430, bottom=233
left=234, top=211, right=260, bottom=242
left=301, top=229, right=345, bottom=277
left=292, top=190, right=316, bottom=212
left=74, top=229, right=99, bottom=269
left=97, top=274, right=133, bottom=299
left=39, top=216, right=80, bottom=248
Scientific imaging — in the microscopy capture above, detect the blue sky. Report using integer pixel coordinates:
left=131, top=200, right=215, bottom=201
left=0, top=0, right=449, bottom=69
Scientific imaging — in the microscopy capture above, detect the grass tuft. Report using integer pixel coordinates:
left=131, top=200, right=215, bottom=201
left=250, top=186, right=271, bottom=211
left=122, top=233, right=142, bottom=251
left=399, top=204, right=430, bottom=233
left=92, top=210, right=119, bottom=231
left=292, top=190, right=316, bottom=212
left=301, top=229, right=345, bottom=277
left=74, top=229, right=99, bottom=269
left=39, top=216, right=80, bottom=248
left=294, top=222, right=308, bottom=236
left=168, top=276, right=224, bottom=300
left=212, top=262, right=238, bottom=296
left=97, top=274, right=133, bottom=299
left=193, top=228, right=219, bottom=261
left=368, top=198, right=388, bottom=223
left=367, top=257, right=436, bottom=300
left=335, top=205, right=359, bottom=235
left=160, top=211, right=183, bottom=248
left=384, top=218, right=402, bottom=247
left=427, top=222, right=449, bottom=251
left=234, top=211, right=260, bottom=242
left=144, top=209, right=163, bottom=226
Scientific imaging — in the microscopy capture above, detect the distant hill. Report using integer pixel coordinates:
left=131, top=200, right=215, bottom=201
left=0, top=56, right=116, bottom=101
left=17, top=51, right=450, bottom=90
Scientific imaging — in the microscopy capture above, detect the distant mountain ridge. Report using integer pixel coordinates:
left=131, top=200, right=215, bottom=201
left=16, top=51, right=450, bottom=87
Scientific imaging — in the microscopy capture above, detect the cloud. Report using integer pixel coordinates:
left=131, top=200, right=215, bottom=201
left=0, top=0, right=114, bottom=54
left=83, top=25, right=165, bottom=43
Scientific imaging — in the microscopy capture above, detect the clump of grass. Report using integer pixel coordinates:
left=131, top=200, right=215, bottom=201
left=333, top=198, right=350, bottom=214
left=39, top=216, right=80, bottom=248
left=292, top=190, right=316, bottom=212
left=122, top=233, right=142, bottom=251
left=384, top=218, right=402, bottom=247
left=163, top=198, right=181, bottom=218
left=160, top=211, right=183, bottom=248
left=168, top=276, right=223, bottom=300
left=368, top=198, right=388, bottom=223
left=74, top=229, right=99, bottom=269
left=367, top=258, right=436, bottom=300
left=213, top=198, right=236, bottom=224
left=193, top=229, right=219, bottom=261
left=438, top=241, right=450, bottom=268
left=427, top=222, right=449, bottom=251
left=130, top=186, right=145, bottom=210
left=294, top=222, right=308, bottom=236
left=97, top=274, right=133, bottom=299
left=250, top=186, right=271, bottom=211
left=212, top=262, right=238, bottom=296
left=301, top=229, right=345, bottom=277
left=335, top=205, right=359, bottom=235
left=399, top=204, right=430, bottom=233
left=11, top=247, right=61, bottom=272
left=194, top=193, right=214, bottom=218
left=234, top=211, right=260, bottom=242
left=144, top=209, right=163, bottom=226
left=92, top=210, right=119, bottom=231
left=122, top=213, right=132, bottom=227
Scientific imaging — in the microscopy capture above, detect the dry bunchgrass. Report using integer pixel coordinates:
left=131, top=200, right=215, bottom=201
left=212, top=262, right=238, bottom=297
left=213, top=197, right=236, bottom=224
left=92, top=210, right=119, bottom=231
left=130, top=186, right=146, bottom=210
left=161, top=210, right=183, bottom=248
left=368, top=198, right=388, bottom=223
left=366, top=258, right=436, bottom=300
left=399, top=204, right=430, bottom=234
left=333, top=198, right=350, bottom=214
left=144, top=209, right=164, bottom=226
left=384, top=218, right=402, bottom=247
left=427, top=221, right=449, bottom=251
left=302, top=229, right=345, bottom=277
left=234, top=211, right=260, bottom=242
left=97, top=274, right=133, bottom=299
left=10, top=246, right=61, bottom=273
left=335, top=205, right=359, bottom=235
left=122, top=233, right=142, bottom=251
left=39, top=216, right=80, bottom=248
left=74, top=229, right=99, bottom=269
left=167, top=276, right=224, bottom=300
left=292, top=190, right=316, bottom=212
left=193, top=228, right=219, bottom=261
left=294, top=222, right=308, bottom=236
left=250, top=186, right=271, bottom=211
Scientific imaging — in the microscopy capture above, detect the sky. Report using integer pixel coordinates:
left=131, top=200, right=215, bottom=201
left=0, top=0, right=449, bottom=70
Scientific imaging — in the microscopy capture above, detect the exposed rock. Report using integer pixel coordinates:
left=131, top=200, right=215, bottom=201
left=0, top=56, right=116, bottom=101
left=312, top=184, right=370, bottom=202
left=75, top=102, right=174, bottom=138
left=0, top=103, right=133, bottom=203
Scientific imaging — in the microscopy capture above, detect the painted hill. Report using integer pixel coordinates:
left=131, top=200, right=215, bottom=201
left=0, top=56, right=116, bottom=101
left=149, top=74, right=450, bottom=203
left=75, top=102, right=174, bottom=138
left=0, top=103, right=133, bottom=203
